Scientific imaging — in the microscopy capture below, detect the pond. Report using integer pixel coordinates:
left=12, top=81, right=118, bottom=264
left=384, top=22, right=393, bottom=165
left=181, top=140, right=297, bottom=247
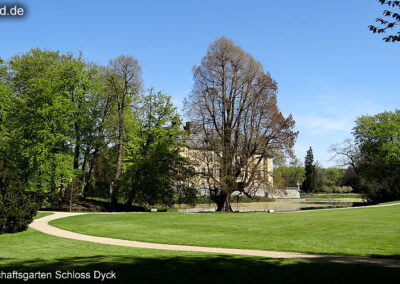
left=170, top=197, right=365, bottom=213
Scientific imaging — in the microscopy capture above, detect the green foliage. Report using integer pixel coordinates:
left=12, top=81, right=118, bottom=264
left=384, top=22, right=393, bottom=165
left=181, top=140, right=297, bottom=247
left=314, top=163, right=329, bottom=190
left=4, top=50, right=106, bottom=207
left=321, top=185, right=333, bottom=193
left=353, top=110, right=400, bottom=202
left=273, top=158, right=305, bottom=188
left=123, top=90, right=196, bottom=207
left=0, top=162, right=40, bottom=234
left=0, top=58, right=10, bottom=128
left=0, top=49, right=198, bottom=215
left=312, top=166, right=348, bottom=193
left=325, top=168, right=345, bottom=185
left=7, top=49, right=77, bottom=193
left=302, top=147, right=315, bottom=192
left=340, top=167, right=359, bottom=190
left=339, top=186, right=353, bottom=193
left=320, top=185, right=352, bottom=194
left=278, top=155, right=346, bottom=193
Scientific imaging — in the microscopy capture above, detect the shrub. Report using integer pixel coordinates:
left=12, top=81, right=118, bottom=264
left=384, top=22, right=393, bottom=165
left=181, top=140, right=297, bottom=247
left=340, top=186, right=353, bottom=193
left=0, top=168, right=40, bottom=234
left=321, top=185, right=333, bottom=193
left=175, top=184, right=198, bottom=207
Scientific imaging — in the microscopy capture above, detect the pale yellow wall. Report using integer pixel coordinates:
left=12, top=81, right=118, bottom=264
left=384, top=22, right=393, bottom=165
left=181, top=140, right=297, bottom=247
left=181, top=146, right=273, bottom=188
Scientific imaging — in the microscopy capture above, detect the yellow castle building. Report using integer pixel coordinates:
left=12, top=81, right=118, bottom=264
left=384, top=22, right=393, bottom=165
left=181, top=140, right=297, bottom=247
left=180, top=122, right=274, bottom=196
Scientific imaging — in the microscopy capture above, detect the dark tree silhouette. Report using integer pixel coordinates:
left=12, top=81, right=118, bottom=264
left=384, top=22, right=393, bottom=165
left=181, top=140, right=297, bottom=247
left=369, top=0, right=400, bottom=42
left=302, top=147, right=315, bottom=193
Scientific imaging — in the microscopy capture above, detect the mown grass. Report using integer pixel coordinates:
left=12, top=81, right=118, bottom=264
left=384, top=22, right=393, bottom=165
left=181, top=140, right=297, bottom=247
left=301, top=193, right=362, bottom=199
left=34, top=212, right=53, bottom=219
left=51, top=205, right=400, bottom=257
left=0, top=226, right=399, bottom=283
left=379, top=200, right=400, bottom=205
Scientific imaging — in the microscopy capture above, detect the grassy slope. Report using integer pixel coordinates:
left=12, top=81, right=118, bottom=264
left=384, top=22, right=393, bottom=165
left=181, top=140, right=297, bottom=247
left=0, top=227, right=399, bottom=283
left=51, top=205, right=400, bottom=257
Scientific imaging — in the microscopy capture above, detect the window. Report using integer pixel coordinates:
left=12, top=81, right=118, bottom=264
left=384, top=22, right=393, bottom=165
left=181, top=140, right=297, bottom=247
left=192, top=151, right=197, bottom=160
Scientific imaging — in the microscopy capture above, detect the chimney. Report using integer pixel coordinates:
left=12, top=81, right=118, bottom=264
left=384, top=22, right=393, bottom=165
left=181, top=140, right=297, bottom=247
left=185, top=122, right=193, bottom=134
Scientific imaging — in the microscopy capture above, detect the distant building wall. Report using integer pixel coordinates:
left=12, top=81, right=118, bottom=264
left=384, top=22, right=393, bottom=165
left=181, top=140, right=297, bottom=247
left=181, top=145, right=274, bottom=196
left=181, top=122, right=274, bottom=195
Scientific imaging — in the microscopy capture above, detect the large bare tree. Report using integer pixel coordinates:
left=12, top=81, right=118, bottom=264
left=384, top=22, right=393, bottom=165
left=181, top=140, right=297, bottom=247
left=186, top=37, right=297, bottom=211
left=329, top=139, right=361, bottom=173
left=107, top=56, right=142, bottom=207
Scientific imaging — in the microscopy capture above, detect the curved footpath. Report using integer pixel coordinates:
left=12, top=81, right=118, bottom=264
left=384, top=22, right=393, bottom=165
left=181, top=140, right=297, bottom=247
left=30, top=211, right=400, bottom=268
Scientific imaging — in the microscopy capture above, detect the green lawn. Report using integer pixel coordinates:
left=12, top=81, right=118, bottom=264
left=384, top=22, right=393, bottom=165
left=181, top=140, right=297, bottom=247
left=0, top=213, right=398, bottom=283
left=301, top=193, right=362, bottom=199
left=51, top=205, right=400, bottom=257
left=34, top=212, right=53, bottom=219
left=379, top=200, right=400, bottom=205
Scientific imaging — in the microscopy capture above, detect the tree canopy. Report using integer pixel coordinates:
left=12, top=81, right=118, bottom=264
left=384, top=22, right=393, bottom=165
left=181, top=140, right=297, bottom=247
left=123, top=90, right=196, bottom=207
left=331, top=110, right=400, bottom=202
left=186, top=37, right=297, bottom=211
left=0, top=48, right=197, bottom=226
left=352, top=110, right=400, bottom=202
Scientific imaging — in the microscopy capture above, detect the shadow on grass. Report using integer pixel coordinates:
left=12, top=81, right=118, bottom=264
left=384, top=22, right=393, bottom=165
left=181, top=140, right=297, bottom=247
left=2, top=254, right=400, bottom=283
left=370, top=254, right=400, bottom=260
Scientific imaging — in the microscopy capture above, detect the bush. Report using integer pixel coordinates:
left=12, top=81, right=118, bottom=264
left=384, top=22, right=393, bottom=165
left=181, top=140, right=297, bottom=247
left=340, top=186, right=353, bottom=193
left=0, top=169, right=40, bottom=234
left=321, top=185, right=333, bottom=193
left=174, top=184, right=198, bottom=207
left=330, top=185, right=341, bottom=193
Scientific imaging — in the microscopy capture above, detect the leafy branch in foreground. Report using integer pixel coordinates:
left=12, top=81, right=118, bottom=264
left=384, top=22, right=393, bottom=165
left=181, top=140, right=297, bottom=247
left=369, top=0, right=400, bottom=42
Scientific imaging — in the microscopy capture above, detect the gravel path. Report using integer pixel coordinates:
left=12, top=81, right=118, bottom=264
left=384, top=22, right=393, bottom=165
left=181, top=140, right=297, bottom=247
left=29, top=211, right=400, bottom=268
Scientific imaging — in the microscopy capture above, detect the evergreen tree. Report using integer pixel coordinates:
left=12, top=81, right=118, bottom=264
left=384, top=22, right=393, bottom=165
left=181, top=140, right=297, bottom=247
left=302, top=147, right=315, bottom=193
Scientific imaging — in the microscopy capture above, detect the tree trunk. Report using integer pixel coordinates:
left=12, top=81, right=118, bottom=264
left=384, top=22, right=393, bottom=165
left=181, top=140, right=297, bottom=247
left=69, top=183, right=73, bottom=213
left=111, top=114, right=124, bottom=208
left=125, top=187, right=136, bottom=206
left=111, top=140, right=123, bottom=207
left=82, top=150, right=96, bottom=199
left=73, top=135, right=81, bottom=169
left=214, top=190, right=233, bottom=212
left=222, top=192, right=233, bottom=212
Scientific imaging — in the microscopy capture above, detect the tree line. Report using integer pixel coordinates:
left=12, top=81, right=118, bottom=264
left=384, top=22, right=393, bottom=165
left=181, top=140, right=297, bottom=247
left=0, top=50, right=196, bottom=232
left=330, top=111, right=400, bottom=203
left=1, top=36, right=399, bottom=232
left=1, top=37, right=299, bottom=227
left=276, top=108, right=400, bottom=203
left=273, top=155, right=350, bottom=194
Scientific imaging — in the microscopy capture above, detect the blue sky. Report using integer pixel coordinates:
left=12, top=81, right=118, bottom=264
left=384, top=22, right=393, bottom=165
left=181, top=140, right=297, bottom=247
left=1, top=0, right=399, bottom=167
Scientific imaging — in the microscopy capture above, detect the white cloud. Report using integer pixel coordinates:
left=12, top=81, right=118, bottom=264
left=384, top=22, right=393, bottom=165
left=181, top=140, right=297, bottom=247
left=295, top=116, right=352, bottom=134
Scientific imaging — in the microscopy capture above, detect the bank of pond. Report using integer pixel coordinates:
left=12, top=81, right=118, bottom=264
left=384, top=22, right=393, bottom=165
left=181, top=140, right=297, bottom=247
left=171, top=194, right=365, bottom=213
